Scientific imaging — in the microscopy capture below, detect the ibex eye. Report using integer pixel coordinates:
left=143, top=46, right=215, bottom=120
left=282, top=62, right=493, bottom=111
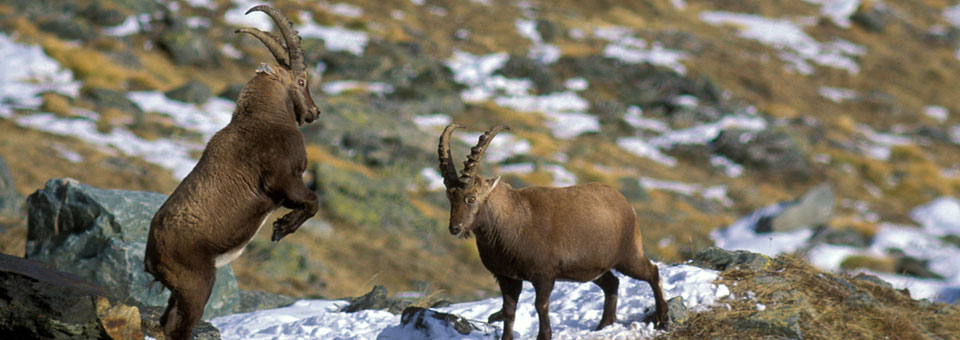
left=297, top=79, right=305, bottom=87
left=466, top=197, right=476, bottom=204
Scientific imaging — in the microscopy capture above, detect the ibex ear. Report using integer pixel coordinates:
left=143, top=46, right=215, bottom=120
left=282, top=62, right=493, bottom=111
left=256, top=63, right=279, bottom=76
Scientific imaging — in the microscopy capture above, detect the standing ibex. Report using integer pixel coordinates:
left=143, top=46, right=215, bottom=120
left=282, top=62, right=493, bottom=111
left=144, top=6, right=319, bottom=340
left=438, top=124, right=668, bottom=340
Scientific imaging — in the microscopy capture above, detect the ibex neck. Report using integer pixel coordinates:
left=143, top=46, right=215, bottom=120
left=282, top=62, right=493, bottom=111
left=233, top=75, right=297, bottom=127
left=476, top=184, right=530, bottom=250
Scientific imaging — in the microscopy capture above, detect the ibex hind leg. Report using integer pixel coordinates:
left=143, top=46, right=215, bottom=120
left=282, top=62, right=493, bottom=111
left=615, top=253, right=669, bottom=330
left=592, top=271, right=619, bottom=330
left=163, top=266, right=217, bottom=340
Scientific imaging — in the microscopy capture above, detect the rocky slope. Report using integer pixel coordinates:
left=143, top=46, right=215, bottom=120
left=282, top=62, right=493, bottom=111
left=0, top=0, right=959, bottom=314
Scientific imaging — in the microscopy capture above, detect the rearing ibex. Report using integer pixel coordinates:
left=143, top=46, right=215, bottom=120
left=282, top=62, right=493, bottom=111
left=438, top=124, right=668, bottom=340
left=144, top=6, right=319, bottom=340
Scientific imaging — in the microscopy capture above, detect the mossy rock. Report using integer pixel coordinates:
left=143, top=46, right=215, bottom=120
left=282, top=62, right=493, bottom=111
left=733, top=306, right=803, bottom=339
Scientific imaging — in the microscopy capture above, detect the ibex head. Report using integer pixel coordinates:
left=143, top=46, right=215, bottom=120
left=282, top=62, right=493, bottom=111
left=236, top=5, right=319, bottom=125
left=438, top=124, right=509, bottom=238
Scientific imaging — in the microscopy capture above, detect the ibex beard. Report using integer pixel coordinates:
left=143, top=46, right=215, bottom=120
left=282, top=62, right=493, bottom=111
left=438, top=124, right=669, bottom=340
left=143, top=6, right=320, bottom=340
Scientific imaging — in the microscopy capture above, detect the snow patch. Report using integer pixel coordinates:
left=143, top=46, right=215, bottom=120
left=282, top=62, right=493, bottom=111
left=328, top=3, right=364, bottom=18
left=800, top=0, right=861, bottom=28
left=923, top=105, right=949, bottom=123
left=640, top=177, right=733, bottom=207
left=16, top=114, right=201, bottom=179
left=297, top=13, right=370, bottom=56
left=412, top=114, right=452, bottom=131
left=818, top=87, right=857, bottom=103
left=595, top=27, right=687, bottom=74
left=103, top=15, right=146, bottom=36
left=419, top=168, right=445, bottom=191
left=700, top=11, right=865, bottom=75
left=0, top=33, right=81, bottom=117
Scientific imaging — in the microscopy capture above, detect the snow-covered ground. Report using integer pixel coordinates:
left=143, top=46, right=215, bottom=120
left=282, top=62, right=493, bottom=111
left=713, top=196, right=960, bottom=303
left=211, top=264, right=730, bottom=340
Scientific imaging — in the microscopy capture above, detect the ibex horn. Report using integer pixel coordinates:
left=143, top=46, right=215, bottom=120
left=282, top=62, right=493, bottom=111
left=235, top=27, right=290, bottom=68
left=438, top=123, right=465, bottom=189
left=245, top=5, right=305, bottom=72
left=460, top=124, right=510, bottom=188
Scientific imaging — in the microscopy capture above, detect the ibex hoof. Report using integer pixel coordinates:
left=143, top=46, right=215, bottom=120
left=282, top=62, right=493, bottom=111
left=271, top=217, right=292, bottom=242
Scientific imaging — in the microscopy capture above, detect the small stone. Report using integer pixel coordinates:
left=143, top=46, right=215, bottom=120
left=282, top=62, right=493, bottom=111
left=400, top=307, right=478, bottom=336
left=666, top=296, right=689, bottom=325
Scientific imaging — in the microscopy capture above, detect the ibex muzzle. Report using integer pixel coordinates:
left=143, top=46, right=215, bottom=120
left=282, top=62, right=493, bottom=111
left=144, top=6, right=321, bottom=340
left=438, top=124, right=669, bottom=340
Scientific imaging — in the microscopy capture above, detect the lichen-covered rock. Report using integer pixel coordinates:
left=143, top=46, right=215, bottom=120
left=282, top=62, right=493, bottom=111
left=666, top=296, right=689, bottom=326
left=25, top=178, right=239, bottom=319
left=0, top=157, right=20, bottom=217
left=0, top=253, right=143, bottom=340
left=690, top=247, right=772, bottom=271
left=734, top=306, right=803, bottom=339
left=165, top=80, right=213, bottom=104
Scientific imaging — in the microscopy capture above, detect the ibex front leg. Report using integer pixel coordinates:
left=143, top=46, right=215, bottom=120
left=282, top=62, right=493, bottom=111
left=271, top=173, right=319, bottom=242
left=533, top=278, right=555, bottom=340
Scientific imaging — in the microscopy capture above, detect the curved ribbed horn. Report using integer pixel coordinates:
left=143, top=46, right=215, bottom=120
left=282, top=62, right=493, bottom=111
left=246, top=5, right=304, bottom=72
left=235, top=28, right=290, bottom=67
left=460, top=124, right=510, bottom=188
left=438, top=123, right=465, bottom=189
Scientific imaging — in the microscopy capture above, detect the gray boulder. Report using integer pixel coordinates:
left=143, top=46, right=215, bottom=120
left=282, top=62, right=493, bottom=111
left=0, top=156, right=20, bottom=217
left=756, top=183, right=834, bottom=233
left=0, top=253, right=144, bottom=340
left=25, top=178, right=239, bottom=319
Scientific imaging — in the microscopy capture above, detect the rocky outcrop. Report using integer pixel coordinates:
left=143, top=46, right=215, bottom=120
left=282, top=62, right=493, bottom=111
left=690, top=247, right=772, bottom=271
left=0, top=253, right=143, bottom=340
left=24, top=178, right=239, bottom=319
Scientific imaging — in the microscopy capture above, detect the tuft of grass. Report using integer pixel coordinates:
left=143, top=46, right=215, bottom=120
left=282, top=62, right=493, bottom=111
left=0, top=215, right=27, bottom=257
left=40, top=93, right=73, bottom=117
